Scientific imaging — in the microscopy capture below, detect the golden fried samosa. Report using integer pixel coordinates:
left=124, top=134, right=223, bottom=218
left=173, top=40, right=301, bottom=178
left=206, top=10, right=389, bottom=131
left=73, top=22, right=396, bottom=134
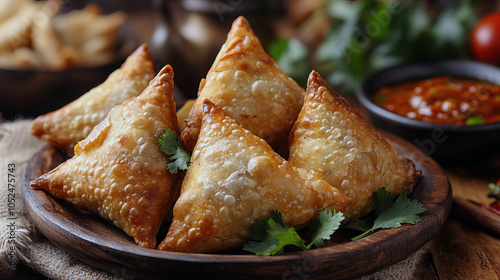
left=158, top=99, right=351, bottom=253
left=31, top=44, right=155, bottom=155
left=31, top=65, right=180, bottom=249
left=288, top=71, right=420, bottom=221
left=181, top=16, right=305, bottom=152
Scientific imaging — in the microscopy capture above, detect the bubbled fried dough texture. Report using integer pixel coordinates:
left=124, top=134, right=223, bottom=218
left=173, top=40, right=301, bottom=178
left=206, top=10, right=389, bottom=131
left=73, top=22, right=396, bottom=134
left=289, top=71, right=419, bottom=221
left=30, top=65, right=180, bottom=249
left=159, top=100, right=351, bottom=253
left=31, top=44, right=155, bottom=155
left=181, top=16, right=305, bottom=152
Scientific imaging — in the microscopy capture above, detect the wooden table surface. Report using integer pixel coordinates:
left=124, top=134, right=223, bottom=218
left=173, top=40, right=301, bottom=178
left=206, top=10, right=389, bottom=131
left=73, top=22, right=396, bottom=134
left=429, top=170, right=500, bottom=279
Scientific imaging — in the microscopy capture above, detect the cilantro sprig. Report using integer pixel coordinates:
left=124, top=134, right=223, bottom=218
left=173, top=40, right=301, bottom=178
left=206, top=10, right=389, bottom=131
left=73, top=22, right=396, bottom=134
left=244, top=188, right=427, bottom=255
left=158, top=129, right=190, bottom=174
left=345, top=188, right=427, bottom=241
left=243, top=208, right=344, bottom=256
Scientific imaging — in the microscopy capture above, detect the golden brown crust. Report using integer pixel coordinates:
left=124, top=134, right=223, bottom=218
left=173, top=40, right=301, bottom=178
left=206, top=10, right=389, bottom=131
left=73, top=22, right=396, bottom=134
left=181, top=16, right=305, bottom=152
left=288, top=71, right=419, bottom=221
left=30, top=65, right=179, bottom=249
left=159, top=99, right=351, bottom=253
left=31, top=44, right=155, bottom=155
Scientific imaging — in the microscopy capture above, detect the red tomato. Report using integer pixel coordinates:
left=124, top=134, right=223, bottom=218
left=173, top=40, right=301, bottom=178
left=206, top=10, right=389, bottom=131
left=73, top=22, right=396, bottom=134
left=470, top=12, right=500, bottom=65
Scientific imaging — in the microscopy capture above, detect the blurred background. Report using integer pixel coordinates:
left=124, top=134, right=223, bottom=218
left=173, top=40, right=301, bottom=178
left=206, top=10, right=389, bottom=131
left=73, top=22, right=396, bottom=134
left=0, top=0, right=499, bottom=120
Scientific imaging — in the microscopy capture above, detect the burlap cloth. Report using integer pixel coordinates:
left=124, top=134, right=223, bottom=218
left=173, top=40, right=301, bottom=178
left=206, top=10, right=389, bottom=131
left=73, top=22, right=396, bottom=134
left=0, top=119, right=430, bottom=280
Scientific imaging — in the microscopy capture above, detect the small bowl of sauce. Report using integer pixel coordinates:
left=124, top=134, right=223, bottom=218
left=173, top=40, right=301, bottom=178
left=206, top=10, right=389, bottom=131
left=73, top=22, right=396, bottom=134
left=356, top=60, right=500, bottom=164
left=373, top=76, right=500, bottom=126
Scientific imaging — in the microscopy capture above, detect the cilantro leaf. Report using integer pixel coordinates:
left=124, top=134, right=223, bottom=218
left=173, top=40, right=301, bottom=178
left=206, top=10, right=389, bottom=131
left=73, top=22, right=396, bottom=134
left=342, top=216, right=373, bottom=233
left=308, top=209, right=344, bottom=248
left=243, top=209, right=343, bottom=255
left=374, top=187, right=397, bottom=215
left=243, top=210, right=307, bottom=255
left=268, top=38, right=311, bottom=87
left=267, top=224, right=307, bottom=255
left=158, top=129, right=190, bottom=174
left=351, top=189, right=426, bottom=241
left=244, top=220, right=282, bottom=256
left=465, top=116, right=485, bottom=126
left=374, top=190, right=426, bottom=228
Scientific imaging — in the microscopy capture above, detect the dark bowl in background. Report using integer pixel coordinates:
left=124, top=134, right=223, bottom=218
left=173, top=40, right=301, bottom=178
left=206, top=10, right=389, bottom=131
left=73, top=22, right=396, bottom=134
left=356, top=60, right=500, bottom=165
left=0, top=24, right=139, bottom=121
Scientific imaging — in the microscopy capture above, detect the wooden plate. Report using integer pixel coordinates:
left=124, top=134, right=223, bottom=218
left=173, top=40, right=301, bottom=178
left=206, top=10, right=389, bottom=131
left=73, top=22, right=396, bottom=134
left=22, top=131, right=451, bottom=280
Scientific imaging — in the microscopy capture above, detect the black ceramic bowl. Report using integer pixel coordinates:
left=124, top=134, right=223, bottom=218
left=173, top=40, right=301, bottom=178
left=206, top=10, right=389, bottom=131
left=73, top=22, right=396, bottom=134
left=0, top=25, right=139, bottom=121
left=356, top=60, right=500, bottom=165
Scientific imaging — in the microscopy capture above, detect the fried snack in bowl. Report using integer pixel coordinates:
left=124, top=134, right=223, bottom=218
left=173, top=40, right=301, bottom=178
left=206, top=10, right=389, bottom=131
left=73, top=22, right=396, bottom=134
left=0, top=0, right=126, bottom=70
left=0, top=0, right=135, bottom=119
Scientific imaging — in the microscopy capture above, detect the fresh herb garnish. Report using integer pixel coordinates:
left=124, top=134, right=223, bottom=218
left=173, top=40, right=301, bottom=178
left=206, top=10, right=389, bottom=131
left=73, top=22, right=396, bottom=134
left=465, top=116, right=485, bottom=125
left=243, top=208, right=344, bottom=255
left=244, top=188, right=426, bottom=255
left=375, top=93, right=389, bottom=103
left=346, top=188, right=427, bottom=241
left=158, top=129, right=190, bottom=174
left=488, top=179, right=500, bottom=201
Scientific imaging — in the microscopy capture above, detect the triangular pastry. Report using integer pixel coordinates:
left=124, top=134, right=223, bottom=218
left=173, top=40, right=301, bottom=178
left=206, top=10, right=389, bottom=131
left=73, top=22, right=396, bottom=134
left=31, top=65, right=180, bottom=249
left=181, top=16, right=305, bottom=152
left=31, top=43, right=155, bottom=155
left=158, top=99, right=351, bottom=253
left=288, top=71, right=420, bottom=221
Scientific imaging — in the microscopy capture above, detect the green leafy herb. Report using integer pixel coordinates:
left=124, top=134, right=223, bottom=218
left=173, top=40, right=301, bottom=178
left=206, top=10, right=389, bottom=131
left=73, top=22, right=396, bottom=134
left=307, top=208, right=344, bottom=247
left=268, top=38, right=312, bottom=87
left=158, top=129, right=190, bottom=174
left=350, top=188, right=427, bottom=241
left=243, top=208, right=344, bottom=255
left=488, top=179, right=500, bottom=201
left=343, top=215, right=373, bottom=233
left=375, top=93, right=389, bottom=103
left=465, top=116, right=485, bottom=126
left=373, top=187, right=397, bottom=215
left=268, top=0, right=478, bottom=94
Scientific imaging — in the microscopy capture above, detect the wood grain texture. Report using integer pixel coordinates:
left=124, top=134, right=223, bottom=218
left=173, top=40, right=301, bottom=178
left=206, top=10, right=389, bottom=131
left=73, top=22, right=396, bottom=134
left=428, top=169, right=500, bottom=280
left=447, top=174, right=496, bottom=204
left=430, top=217, right=500, bottom=279
left=22, top=131, right=452, bottom=280
left=451, top=197, right=500, bottom=236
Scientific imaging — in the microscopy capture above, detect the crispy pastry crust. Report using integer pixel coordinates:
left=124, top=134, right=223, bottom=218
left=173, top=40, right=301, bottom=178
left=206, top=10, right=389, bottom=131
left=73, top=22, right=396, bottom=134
left=288, top=71, right=420, bottom=221
left=181, top=16, right=305, bottom=152
left=159, top=99, right=351, bottom=253
left=31, top=44, right=155, bottom=155
left=31, top=65, right=180, bottom=249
